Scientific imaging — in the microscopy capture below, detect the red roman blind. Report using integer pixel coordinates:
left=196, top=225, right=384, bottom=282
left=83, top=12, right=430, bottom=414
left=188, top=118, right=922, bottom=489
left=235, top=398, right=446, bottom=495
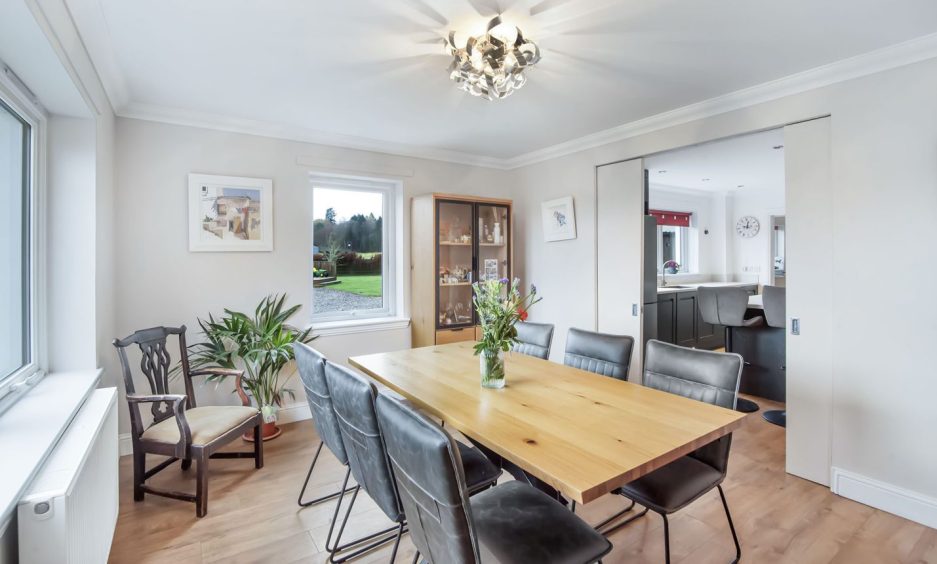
left=649, top=209, right=691, bottom=227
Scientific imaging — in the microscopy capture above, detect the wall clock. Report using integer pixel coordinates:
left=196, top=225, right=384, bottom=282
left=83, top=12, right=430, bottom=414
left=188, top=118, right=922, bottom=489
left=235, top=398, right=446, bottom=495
left=736, top=215, right=760, bottom=238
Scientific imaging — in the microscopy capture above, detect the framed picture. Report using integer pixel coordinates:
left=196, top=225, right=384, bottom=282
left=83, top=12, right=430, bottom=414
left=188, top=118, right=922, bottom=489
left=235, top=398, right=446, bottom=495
left=483, top=258, right=499, bottom=281
left=541, top=196, right=577, bottom=242
left=188, top=173, right=273, bottom=252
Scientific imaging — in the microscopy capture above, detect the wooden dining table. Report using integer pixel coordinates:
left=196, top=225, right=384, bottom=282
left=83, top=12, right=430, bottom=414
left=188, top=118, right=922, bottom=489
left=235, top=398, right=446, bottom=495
left=349, top=341, right=747, bottom=505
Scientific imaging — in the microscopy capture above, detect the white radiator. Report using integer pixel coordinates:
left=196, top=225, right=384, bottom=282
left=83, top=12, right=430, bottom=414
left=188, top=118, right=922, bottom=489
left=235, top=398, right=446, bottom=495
left=18, top=388, right=119, bottom=564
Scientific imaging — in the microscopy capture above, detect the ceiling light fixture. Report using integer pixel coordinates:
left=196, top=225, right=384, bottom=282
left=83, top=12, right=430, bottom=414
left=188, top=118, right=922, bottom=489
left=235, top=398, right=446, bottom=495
left=446, top=16, right=541, bottom=100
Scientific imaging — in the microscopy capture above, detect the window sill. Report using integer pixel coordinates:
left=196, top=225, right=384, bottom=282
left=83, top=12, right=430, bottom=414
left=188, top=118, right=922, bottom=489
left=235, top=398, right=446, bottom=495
left=310, top=316, right=410, bottom=337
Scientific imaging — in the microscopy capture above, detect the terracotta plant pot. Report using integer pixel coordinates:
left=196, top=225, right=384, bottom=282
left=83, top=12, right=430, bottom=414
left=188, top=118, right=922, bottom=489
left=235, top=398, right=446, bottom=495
left=242, top=421, right=282, bottom=442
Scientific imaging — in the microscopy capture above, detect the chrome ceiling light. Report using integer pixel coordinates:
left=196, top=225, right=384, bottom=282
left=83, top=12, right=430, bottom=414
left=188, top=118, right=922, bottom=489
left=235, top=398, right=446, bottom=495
left=446, top=16, right=541, bottom=100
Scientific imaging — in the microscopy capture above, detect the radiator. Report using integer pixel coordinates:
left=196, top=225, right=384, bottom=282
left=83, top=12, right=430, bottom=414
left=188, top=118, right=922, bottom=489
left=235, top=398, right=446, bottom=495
left=18, top=388, right=119, bottom=564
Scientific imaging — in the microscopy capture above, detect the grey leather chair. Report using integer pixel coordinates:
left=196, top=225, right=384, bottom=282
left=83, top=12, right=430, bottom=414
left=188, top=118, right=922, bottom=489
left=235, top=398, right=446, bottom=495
left=603, top=340, right=743, bottom=564
left=325, top=361, right=501, bottom=563
left=697, top=286, right=763, bottom=413
left=564, top=327, right=634, bottom=380
left=293, top=343, right=354, bottom=509
left=375, top=390, right=613, bottom=564
left=512, top=321, right=555, bottom=360
left=760, top=286, right=786, bottom=427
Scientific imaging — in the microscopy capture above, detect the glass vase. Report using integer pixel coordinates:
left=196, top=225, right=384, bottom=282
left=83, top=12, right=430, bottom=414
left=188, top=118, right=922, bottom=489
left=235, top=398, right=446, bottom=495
left=480, top=349, right=506, bottom=389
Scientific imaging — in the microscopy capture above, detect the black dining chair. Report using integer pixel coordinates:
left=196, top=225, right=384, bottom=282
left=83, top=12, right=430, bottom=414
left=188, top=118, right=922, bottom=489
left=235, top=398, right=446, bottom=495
left=697, top=286, right=763, bottom=413
left=760, top=286, right=787, bottom=427
left=324, top=361, right=501, bottom=563
left=375, top=390, right=613, bottom=564
left=563, top=327, right=634, bottom=380
left=512, top=321, right=555, bottom=360
left=600, top=340, right=743, bottom=564
left=293, top=343, right=355, bottom=511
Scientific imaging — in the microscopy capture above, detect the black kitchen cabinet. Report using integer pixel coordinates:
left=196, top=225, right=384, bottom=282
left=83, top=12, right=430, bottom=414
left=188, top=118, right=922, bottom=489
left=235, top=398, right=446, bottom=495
left=654, top=285, right=756, bottom=350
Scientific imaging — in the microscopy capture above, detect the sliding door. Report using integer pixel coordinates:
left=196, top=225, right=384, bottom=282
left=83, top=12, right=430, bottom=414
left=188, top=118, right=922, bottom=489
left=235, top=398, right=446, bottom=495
left=784, top=117, right=833, bottom=486
left=596, top=159, right=646, bottom=382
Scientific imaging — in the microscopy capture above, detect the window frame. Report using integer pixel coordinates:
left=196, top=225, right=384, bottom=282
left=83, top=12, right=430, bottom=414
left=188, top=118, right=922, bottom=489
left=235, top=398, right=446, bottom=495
left=309, top=173, right=400, bottom=325
left=657, top=225, right=691, bottom=274
left=0, top=69, right=46, bottom=409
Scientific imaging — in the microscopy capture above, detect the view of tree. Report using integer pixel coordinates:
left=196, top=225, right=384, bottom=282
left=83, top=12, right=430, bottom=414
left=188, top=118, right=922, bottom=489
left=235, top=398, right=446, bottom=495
left=325, top=207, right=337, bottom=224
left=314, top=212, right=382, bottom=253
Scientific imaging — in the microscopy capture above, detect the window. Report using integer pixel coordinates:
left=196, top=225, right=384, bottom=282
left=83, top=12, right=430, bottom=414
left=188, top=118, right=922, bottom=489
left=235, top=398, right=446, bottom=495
left=0, top=89, right=39, bottom=401
left=650, top=209, right=693, bottom=274
left=311, top=174, right=398, bottom=323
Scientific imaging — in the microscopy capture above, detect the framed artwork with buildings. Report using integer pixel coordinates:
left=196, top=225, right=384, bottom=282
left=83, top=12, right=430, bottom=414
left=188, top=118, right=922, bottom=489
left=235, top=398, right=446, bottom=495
left=187, top=173, right=273, bottom=252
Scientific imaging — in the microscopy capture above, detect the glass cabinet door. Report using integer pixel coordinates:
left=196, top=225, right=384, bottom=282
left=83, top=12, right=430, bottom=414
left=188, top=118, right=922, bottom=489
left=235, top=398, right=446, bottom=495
left=437, top=200, right=475, bottom=329
left=475, top=204, right=510, bottom=289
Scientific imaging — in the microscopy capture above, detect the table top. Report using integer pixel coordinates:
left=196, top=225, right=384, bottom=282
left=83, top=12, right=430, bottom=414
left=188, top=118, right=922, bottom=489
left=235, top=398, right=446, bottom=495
left=349, top=342, right=746, bottom=504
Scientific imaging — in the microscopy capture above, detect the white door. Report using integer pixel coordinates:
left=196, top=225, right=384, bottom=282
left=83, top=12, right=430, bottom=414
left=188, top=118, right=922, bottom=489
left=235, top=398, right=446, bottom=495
left=784, top=117, right=833, bottom=486
left=596, top=159, right=646, bottom=382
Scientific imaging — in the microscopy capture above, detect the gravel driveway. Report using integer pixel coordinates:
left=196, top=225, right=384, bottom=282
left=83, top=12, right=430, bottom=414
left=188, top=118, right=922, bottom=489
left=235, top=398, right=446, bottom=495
left=315, top=287, right=382, bottom=313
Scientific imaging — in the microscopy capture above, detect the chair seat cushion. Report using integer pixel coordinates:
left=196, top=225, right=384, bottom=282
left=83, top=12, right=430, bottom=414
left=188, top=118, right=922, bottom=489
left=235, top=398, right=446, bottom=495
left=615, top=455, right=724, bottom=514
left=471, top=481, right=612, bottom=564
left=457, top=441, right=501, bottom=493
left=142, top=406, right=258, bottom=445
left=741, top=316, right=764, bottom=328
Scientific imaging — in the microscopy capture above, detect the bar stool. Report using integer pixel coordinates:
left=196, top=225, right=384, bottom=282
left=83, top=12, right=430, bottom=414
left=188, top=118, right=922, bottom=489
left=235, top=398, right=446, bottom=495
left=698, top=286, right=763, bottom=413
left=761, top=286, right=787, bottom=427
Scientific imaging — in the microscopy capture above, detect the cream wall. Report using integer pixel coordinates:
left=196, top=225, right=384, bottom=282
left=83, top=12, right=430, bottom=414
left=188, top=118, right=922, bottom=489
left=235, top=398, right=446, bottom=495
left=112, top=117, right=511, bottom=434
left=511, top=57, right=937, bottom=516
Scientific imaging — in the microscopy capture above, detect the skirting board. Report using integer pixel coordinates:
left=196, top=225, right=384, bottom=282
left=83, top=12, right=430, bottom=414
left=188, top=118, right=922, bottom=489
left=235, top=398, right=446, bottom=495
left=831, top=467, right=937, bottom=530
left=118, top=402, right=313, bottom=457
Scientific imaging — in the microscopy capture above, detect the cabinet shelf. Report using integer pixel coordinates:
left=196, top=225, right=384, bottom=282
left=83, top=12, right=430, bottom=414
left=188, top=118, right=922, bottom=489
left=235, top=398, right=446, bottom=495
left=440, top=282, right=472, bottom=287
left=478, top=242, right=505, bottom=247
left=439, top=241, right=473, bottom=246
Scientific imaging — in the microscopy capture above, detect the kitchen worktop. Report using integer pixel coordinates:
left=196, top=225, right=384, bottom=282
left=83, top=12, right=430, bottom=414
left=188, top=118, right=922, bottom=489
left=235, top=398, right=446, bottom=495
left=656, top=281, right=758, bottom=294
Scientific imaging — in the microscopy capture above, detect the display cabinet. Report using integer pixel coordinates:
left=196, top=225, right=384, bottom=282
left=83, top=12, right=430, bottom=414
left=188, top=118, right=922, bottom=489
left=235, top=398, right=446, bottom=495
left=411, top=194, right=512, bottom=347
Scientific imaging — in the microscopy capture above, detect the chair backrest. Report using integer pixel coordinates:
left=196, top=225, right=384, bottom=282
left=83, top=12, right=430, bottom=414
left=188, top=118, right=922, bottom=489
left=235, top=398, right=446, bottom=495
left=762, top=286, right=786, bottom=329
left=375, top=391, right=479, bottom=564
left=512, top=321, right=555, bottom=360
left=113, top=326, right=195, bottom=436
left=564, top=327, right=634, bottom=380
left=292, top=343, right=348, bottom=465
left=324, top=361, right=403, bottom=523
left=643, top=340, right=742, bottom=474
left=697, top=286, right=750, bottom=327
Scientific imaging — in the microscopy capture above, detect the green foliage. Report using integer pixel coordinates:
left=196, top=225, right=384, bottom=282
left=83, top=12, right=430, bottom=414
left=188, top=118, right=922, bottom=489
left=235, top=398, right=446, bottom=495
left=472, top=278, right=541, bottom=356
left=186, top=294, right=315, bottom=410
left=334, top=274, right=382, bottom=297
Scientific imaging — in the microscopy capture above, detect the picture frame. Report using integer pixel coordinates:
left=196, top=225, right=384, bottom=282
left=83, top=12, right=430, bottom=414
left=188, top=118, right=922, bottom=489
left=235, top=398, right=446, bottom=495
left=188, top=173, right=273, bottom=252
left=541, top=196, right=577, bottom=242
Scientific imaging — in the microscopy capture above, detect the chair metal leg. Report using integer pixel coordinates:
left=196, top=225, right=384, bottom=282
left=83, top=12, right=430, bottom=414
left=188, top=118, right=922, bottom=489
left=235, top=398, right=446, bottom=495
left=329, top=484, right=406, bottom=562
left=412, top=551, right=420, bottom=564
left=298, top=443, right=354, bottom=507
left=324, top=469, right=353, bottom=552
left=662, top=513, right=671, bottom=564
left=718, top=485, right=741, bottom=564
left=571, top=500, right=577, bottom=513
left=594, top=497, right=643, bottom=535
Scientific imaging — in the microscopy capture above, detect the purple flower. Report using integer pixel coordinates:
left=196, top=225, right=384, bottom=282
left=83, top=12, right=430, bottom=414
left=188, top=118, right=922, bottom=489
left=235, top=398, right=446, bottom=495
left=499, top=277, right=509, bottom=284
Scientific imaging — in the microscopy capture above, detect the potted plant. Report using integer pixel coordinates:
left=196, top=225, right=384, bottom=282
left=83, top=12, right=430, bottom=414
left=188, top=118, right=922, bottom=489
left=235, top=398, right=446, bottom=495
left=472, top=278, right=541, bottom=388
left=187, top=294, right=314, bottom=441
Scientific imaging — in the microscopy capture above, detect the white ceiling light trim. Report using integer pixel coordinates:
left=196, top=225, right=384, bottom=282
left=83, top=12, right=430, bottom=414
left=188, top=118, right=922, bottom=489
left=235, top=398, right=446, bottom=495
left=106, top=31, right=937, bottom=170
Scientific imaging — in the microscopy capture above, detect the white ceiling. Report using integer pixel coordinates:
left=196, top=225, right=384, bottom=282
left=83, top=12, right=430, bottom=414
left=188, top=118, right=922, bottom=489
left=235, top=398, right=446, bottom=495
left=68, top=0, right=937, bottom=162
left=647, top=129, right=784, bottom=194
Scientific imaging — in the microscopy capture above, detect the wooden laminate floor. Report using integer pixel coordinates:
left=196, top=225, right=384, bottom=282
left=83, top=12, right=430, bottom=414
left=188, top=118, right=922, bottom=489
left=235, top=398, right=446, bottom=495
left=109, top=396, right=937, bottom=564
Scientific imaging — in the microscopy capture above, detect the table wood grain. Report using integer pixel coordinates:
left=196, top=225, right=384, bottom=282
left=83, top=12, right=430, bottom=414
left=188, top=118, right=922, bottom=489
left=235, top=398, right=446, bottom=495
left=350, top=342, right=746, bottom=504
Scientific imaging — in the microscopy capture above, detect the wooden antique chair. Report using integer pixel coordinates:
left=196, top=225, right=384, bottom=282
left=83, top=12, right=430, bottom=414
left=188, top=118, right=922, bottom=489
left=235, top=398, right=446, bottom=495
left=113, top=325, right=264, bottom=517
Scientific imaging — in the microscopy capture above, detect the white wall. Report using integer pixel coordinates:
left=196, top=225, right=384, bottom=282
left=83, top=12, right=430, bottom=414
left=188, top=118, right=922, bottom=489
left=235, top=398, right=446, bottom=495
left=511, top=57, right=937, bottom=517
left=113, top=117, right=511, bottom=433
left=726, top=186, right=785, bottom=286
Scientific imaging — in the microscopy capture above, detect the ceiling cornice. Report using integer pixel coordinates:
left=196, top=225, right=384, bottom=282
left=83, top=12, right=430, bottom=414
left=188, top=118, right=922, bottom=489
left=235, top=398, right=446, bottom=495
left=106, top=31, right=937, bottom=171
left=118, top=101, right=511, bottom=169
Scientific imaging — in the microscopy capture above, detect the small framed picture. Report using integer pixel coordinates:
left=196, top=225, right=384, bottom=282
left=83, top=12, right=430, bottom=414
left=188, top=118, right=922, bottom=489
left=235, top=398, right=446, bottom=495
left=483, top=258, right=499, bottom=281
left=541, top=196, right=577, bottom=242
left=188, top=173, right=273, bottom=252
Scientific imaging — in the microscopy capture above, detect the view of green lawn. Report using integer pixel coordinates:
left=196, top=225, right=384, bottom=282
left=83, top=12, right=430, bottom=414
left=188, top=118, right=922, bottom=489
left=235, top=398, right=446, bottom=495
left=335, top=274, right=382, bottom=297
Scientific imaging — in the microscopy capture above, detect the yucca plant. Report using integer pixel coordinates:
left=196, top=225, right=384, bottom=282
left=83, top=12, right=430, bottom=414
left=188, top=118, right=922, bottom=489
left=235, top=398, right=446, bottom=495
left=186, top=294, right=314, bottom=423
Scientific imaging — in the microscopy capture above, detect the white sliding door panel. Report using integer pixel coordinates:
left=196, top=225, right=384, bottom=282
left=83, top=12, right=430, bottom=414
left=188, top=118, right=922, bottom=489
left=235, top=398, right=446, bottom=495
left=596, top=159, right=645, bottom=382
left=784, top=117, right=834, bottom=486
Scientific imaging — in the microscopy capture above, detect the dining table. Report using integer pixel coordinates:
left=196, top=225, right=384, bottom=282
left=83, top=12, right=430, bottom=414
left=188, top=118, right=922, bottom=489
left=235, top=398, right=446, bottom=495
left=349, top=341, right=747, bottom=505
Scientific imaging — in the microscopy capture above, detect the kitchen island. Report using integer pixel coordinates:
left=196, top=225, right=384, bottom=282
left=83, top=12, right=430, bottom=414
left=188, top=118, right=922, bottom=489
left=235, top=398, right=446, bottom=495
left=653, top=281, right=758, bottom=349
